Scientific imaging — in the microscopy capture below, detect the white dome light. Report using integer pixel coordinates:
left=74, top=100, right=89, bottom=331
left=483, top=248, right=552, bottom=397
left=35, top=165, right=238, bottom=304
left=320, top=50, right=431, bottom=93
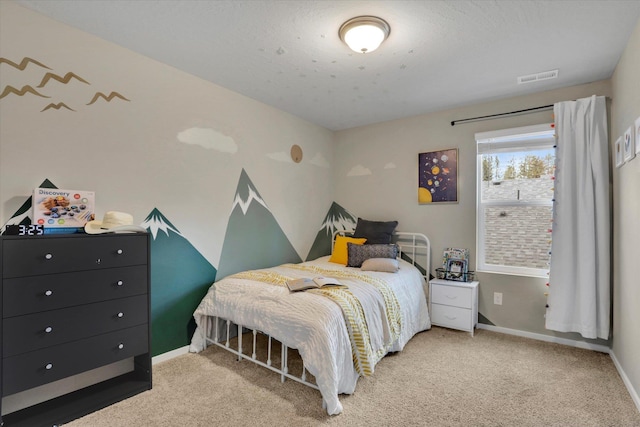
left=339, top=16, right=390, bottom=54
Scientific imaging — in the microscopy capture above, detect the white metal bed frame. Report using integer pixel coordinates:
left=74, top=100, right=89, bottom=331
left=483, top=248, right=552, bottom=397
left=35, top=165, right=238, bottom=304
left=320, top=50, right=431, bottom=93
left=200, top=231, right=431, bottom=407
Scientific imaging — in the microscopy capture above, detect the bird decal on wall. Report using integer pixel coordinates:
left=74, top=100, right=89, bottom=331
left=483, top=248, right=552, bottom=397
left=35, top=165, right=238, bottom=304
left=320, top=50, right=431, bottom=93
left=0, top=56, right=130, bottom=112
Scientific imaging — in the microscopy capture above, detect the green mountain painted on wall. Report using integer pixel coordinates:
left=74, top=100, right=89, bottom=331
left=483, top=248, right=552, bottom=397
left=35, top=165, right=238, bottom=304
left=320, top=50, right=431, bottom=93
left=216, top=169, right=302, bottom=280
left=306, top=201, right=357, bottom=261
left=142, top=208, right=217, bottom=356
left=0, top=178, right=56, bottom=232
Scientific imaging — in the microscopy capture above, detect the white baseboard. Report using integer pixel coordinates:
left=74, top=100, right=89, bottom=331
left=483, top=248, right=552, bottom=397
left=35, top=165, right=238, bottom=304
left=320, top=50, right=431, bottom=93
left=477, top=324, right=640, bottom=413
left=476, top=323, right=611, bottom=353
left=151, top=345, right=190, bottom=365
left=609, top=350, right=640, bottom=413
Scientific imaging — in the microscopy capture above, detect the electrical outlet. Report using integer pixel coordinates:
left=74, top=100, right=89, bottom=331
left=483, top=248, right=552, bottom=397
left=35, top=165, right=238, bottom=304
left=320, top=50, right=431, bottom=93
left=494, top=292, right=503, bottom=305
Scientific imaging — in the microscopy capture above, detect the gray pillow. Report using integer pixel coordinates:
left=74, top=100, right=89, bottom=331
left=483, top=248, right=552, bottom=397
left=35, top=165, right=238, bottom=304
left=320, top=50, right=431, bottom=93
left=352, top=218, right=398, bottom=244
left=347, top=243, right=399, bottom=268
left=361, top=258, right=400, bottom=273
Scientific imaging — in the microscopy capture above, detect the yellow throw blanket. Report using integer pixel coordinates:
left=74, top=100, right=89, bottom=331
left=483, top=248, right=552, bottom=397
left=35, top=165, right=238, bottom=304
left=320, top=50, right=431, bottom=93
left=229, top=264, right=402, bottom=376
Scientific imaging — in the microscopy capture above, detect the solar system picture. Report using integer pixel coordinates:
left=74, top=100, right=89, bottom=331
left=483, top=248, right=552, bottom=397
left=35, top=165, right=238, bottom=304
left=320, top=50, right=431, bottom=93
left=418, top=148, right=458, bottom=204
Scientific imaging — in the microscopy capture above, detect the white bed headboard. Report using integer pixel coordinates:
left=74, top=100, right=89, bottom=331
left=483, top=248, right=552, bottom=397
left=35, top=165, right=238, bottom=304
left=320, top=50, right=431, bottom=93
left=332, top=230, right=431, bottom=280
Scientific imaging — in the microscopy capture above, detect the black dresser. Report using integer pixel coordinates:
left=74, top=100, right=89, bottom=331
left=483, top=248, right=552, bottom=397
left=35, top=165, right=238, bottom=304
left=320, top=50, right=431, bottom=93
left=0, top=232, right=151, bottom=427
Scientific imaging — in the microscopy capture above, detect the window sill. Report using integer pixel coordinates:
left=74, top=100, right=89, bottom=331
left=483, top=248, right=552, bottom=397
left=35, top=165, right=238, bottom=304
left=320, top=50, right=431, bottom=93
left=476, top=268, right=548, bottom=279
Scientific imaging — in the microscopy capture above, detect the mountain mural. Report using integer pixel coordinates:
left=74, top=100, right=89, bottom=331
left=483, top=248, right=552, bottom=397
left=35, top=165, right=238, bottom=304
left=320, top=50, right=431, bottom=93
left=306, top=201, right=357, bottom=261
left=142, top=208, right=217, bottom=356
left=1, top=178, right=57, bottom=232
left=216, top=169, right=302, bottom=280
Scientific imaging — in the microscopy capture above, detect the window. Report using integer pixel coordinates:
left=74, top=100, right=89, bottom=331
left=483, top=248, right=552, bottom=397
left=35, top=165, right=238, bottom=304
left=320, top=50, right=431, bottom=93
left=476, top=124, right=555, bottom=277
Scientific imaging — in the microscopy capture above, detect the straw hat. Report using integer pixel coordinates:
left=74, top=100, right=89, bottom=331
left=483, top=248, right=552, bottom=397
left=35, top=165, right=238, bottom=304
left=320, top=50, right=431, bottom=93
left=84, top=211, right=146, bottom=234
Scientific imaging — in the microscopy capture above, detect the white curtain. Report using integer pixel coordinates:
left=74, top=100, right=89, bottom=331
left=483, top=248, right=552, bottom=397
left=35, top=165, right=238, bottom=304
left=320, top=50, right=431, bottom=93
left=545, top=95, right=610, bottom=340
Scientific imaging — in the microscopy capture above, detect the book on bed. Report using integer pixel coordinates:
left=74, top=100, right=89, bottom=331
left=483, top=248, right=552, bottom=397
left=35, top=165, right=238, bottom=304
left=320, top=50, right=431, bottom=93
left=286, top=276, right=344, bottom=292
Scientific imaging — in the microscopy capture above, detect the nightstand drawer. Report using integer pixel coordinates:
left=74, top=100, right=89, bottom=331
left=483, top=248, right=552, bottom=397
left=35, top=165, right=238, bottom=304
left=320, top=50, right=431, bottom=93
left=430, top=283, right=472, bottom=309
left=431, top=304, right=472, bottom=330
left=2, top=324, right=148, bottom=396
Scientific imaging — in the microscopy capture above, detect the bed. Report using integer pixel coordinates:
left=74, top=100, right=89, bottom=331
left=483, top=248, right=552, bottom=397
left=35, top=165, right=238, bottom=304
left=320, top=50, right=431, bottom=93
left=189, top=228, right=431, bottom=415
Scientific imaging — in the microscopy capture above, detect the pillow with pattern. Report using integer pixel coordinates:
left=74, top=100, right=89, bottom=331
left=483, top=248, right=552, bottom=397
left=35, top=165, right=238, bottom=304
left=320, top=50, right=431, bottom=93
left=361, top=258, right=400, bottom=273
left=329, top=235, right=367, bottom=265
left=347, top=243, right=399, bottom=268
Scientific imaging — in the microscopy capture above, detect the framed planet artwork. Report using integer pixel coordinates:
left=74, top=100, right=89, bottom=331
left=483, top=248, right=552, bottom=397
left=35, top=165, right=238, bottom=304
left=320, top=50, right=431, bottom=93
left=418, top=148, right=458, bottom=204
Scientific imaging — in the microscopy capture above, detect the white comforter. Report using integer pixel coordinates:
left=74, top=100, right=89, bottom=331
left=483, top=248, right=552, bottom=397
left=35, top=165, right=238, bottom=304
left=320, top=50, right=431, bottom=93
left=189, top=256, right=431, bottom=415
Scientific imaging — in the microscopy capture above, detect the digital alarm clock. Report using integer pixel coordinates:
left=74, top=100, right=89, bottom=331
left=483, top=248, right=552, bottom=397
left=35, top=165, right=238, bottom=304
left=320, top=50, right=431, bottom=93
left=4, top=224, right=45, bottom=236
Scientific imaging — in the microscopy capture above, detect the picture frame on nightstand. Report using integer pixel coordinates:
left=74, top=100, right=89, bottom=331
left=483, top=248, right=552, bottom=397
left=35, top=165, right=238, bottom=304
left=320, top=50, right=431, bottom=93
left=446, top=258, right=467, bottom=281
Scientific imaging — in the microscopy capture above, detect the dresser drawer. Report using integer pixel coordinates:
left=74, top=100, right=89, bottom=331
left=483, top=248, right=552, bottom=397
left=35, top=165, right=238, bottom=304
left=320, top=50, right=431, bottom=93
left=430, top=283, right=472, bottom=309
left=2, top=234, right=148, bottom=278
left=431, top=304, right=472, bottom=330
left=3, top=294, right=148, bottom=357
left=3, top=265, right=147, bottom=317
left=2, top=324, right=149, bottom=396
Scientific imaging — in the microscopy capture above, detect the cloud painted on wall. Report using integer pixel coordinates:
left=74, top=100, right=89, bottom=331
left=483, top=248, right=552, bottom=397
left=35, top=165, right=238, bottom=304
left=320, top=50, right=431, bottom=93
left=309, top=152, right=330, bottom=168
left=177, top=127, right=237, bottom=153
left=266, top=151, right=294, bottom=163
left=384, top=162, right=396, bottom=169
left=266, top=151, right=330, bottom=167
left=347, top=164, right=372, bottom=177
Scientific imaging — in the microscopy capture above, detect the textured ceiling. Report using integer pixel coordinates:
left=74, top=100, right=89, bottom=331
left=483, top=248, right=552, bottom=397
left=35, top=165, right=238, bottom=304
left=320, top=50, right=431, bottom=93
left=14, top=0, right=640, bottom=131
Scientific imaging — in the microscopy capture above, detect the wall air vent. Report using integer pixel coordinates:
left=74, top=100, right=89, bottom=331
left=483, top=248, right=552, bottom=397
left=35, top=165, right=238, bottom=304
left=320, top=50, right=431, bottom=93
left=517, top=69, right=559, bottom=84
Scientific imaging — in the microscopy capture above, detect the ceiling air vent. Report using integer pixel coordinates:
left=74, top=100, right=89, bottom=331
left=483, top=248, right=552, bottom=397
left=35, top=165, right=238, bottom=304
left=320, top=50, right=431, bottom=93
left=517, top=69, right=559, bottom=84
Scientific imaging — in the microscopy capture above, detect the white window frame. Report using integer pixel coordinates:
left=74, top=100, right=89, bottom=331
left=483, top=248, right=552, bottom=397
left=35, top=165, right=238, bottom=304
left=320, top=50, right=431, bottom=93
left=475, top=124, right=555, bottom=277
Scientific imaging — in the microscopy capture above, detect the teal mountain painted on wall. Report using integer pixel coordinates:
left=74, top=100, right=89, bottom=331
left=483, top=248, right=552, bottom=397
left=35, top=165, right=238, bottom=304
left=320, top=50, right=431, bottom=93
left=1, top=178, right=56, bottom=231
left=216, top=169, right=302, bottom=280
left=142, top=208, right=217, bottom=356
left=306, top=201, right=357, bottom=261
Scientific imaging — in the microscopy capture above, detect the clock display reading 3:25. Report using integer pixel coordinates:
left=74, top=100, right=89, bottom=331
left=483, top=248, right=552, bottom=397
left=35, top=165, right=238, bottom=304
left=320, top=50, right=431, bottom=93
left=4, top=224, right=45, bottom=236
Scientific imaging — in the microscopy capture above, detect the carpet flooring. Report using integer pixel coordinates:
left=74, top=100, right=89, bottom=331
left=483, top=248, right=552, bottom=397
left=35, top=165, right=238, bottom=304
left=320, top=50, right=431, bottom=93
left=65, top=327, right=640, bottom=426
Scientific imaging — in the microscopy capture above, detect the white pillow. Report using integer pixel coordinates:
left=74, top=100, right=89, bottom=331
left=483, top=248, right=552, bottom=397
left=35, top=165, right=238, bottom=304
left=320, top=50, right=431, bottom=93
left=360, top=258, right=399, bottom=273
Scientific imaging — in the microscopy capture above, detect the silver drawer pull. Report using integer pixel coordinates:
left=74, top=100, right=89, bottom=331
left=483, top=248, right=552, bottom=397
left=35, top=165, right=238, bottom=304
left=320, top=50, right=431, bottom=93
left=117, top=312, right=124, bottom=318
left=45, top=363, right=53, bottom=370
left=45, top=253, right=53, bottom=260
left=445, top=315, right=458, bottom=320
left=45, top=290, right=53, bottom=297
left=117, top=280, right=124, bottom=286
left=445, top=295, right=458, bottom=299
left=117, top=249, right=123, bottom=255
left=118, top=343, right=124, bottom=350
left=45, top=326, right=53, bottom=333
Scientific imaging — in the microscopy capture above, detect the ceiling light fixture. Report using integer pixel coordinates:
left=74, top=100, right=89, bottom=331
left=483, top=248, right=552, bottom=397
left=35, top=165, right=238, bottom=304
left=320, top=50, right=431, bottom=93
left=339, top=16, right=390, bottom=54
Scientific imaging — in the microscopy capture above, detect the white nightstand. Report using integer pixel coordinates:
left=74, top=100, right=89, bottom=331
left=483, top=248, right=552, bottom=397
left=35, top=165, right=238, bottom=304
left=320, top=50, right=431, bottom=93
left=428, top=279, right=479, bottom=336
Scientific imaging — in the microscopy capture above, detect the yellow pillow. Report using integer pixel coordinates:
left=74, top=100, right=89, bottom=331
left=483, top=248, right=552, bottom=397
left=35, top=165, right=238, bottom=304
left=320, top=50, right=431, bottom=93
left=329, top=235, right=367, bottom=265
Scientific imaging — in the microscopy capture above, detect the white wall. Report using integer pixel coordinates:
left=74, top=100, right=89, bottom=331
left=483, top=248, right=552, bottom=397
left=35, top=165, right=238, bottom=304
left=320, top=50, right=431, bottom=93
left=334, top=79, right=612, bottom=343
left=0, top=1, right=338, bottom=411
left=334, top=16, right=640, bottom=401
left=0, top=1, right=335, bottom=265
left=611, top=17, right=640, bottom=408
left=2, top=0, right=638, bottom=410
